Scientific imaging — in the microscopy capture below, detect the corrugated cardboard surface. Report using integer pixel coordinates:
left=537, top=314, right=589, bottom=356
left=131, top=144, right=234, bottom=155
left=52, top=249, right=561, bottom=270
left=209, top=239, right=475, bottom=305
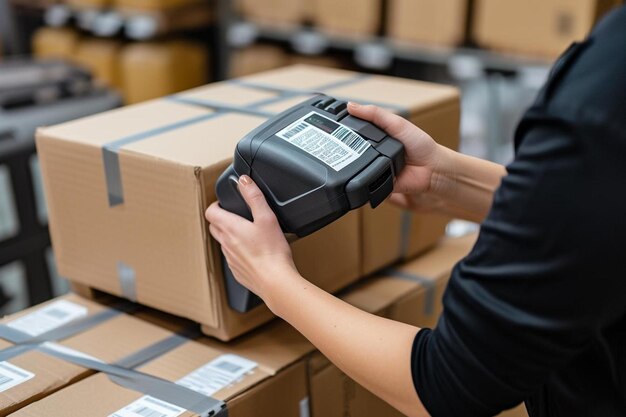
left=11, top=313, right=314, bottom=417
left=387, top=0, right=469, bottom=47
left=472, top=0, right=622, bottom=58
left=38, top=64, right=458, bottom=340
left=309, top=234, right=478, bottom=417
left=0, top=294, right=181, bottom=416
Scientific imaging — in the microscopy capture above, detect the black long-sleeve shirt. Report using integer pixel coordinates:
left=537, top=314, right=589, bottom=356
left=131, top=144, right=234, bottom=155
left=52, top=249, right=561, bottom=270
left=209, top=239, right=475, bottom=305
left=412, top=6, right=626, bottom=417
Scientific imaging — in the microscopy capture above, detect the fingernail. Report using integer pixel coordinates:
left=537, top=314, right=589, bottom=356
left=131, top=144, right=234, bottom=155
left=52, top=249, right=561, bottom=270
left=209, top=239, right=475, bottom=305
left=348, top=102, right=360, bottom=109
left=239, top=175, right=251, bottom=186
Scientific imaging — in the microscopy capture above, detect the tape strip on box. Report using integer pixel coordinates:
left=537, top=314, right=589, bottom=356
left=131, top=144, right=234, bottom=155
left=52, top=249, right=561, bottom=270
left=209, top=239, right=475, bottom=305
left=383, top=269, right=436, bottom=316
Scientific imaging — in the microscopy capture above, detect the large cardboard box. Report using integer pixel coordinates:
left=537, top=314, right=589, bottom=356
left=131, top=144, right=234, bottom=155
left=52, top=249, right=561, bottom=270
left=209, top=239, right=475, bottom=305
left=114, top=0, right=200, bottom=11
left=472, top=0, right=622, bottom=58
left=75, top=38, right=123, bottom=90
left=309, top=234, right=478, bottom=417
left=361, top=91, right=459, bottom=275
left=312, top=0, right=382, bottom=36
left=0, top=294, right=184, bottom=416
left=119, top=40, right=208, bottom=104
left=387, top=0, right=469, bottom=47
left=37, top=65, right=458, bottom=340
left=11, top=317, right=315, bottom=417
left=32, top=27, right=80, bottom=61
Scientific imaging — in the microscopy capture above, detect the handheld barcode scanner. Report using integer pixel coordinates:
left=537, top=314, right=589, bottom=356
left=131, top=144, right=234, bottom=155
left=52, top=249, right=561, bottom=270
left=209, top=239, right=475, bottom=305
left=216, top=94, right=405, bottom=312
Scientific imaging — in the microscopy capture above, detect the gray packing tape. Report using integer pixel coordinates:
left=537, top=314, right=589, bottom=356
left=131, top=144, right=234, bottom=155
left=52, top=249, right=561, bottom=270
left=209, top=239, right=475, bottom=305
left=103, top=112, right=223, bottom=207
left=167, top=96, right=277, bottom=118
left=117, top=261, right=137, bottom=302
left=37, top=344, right=226, bottom=417
left=0, top=300, right=138, bottom=345
left=0, top=344, right=37, bottom=362
left=398, top=210, right=413, bottom=259
left=230, top=75, right=411, bottom=118
left=115, top=326, right=201, bottom=369
left=383, top=269, right=436, bottom=316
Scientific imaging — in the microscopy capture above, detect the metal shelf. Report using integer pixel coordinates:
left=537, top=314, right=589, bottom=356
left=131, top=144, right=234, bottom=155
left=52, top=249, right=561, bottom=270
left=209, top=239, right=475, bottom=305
left=39, top=1, right=214, bottom=40
left=228, top=21, right=553, bottom=74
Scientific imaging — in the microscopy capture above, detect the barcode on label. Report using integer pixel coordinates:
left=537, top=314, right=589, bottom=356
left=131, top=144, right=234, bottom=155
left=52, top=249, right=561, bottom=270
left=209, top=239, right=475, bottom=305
left=0, top=361, right=35, bottom=393
left=133, top=407, right=167, bottom=417
left=214, top=360, right=243, bottom=374
left=332, top=126, right=369, bottom=154
left=44, top=308, right=70, bottom=320
left=282, top=122, right=308, bottom=139
left=0, top=374, right=13, bottom=388
left=6, top=299, right=88, bottom=337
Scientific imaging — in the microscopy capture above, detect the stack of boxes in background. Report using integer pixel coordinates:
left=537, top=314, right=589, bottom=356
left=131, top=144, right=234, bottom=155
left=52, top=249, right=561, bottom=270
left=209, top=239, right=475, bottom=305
left=0, top=64, right=528, bottom=416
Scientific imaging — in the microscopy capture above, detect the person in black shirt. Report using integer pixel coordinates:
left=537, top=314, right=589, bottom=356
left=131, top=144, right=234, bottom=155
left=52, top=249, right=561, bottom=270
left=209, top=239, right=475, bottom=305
left=205, top=6, right=626, bottom=417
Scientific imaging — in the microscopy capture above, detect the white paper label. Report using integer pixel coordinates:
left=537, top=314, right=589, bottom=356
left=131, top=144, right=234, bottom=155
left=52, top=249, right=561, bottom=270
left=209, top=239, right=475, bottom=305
left=176, top=354, right=258, bottom=397
left=0, top=361, right=35, bottom=393
left=276, top=111, right=370, bottom=171
left=110, top=354, right=257, bottom=417
left=109, top=395, right=185, bottom=417
left=6, top=299, right=88, bottom=337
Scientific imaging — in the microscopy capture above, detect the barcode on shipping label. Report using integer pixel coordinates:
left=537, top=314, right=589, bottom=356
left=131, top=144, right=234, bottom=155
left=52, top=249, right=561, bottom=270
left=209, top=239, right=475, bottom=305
left=6, top=300, right=88, bottom=337
left=276, top=111, right=371, bottom=171
left=0, top=361, right=34, bottom=393
left=176, top=354, right=258, bottom=397
left=109, top=396, right=185, bottom=417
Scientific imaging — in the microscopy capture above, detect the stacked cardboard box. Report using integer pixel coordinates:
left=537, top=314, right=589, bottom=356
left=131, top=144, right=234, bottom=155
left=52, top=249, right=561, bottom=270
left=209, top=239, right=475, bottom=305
left=0, top=294, right=184, bottom=416
left=386, top=0, right=469, bottom=47
left=472, top=0, right=623, bottom=58
left=311, top=0, right=383, bottom=36
left=36, top=64, right=460, bottom=341
left=0, top=234, right=477, bottom=416
left=32, top=29, right=208, bottom=104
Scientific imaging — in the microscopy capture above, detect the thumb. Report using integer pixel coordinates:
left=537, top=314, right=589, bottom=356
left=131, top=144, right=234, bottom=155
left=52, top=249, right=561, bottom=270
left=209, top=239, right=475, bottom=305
left=237, top=175, right=275, bottom=223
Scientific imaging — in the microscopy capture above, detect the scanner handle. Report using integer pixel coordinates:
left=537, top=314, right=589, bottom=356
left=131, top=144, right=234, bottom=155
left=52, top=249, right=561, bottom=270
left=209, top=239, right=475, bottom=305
left=215, top=165, right=262, bottom=312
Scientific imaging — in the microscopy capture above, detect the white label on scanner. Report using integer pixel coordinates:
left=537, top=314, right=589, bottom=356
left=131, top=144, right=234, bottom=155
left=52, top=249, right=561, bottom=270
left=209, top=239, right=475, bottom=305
left=6, top=300, right=88, bottom=337
left=276, top=111, right=370, bottom=171
left=109, top=395, right=185, bottom=417
left=176, top=354, right=258, bottom=396
left=0, top=361, right=35, bottom=393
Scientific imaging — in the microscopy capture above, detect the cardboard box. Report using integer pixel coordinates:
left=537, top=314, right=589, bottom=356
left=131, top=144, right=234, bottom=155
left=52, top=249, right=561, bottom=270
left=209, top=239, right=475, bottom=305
left=120, top=40, right=208, bottom=104
left=237, top=0, right=308, bottom=26
left=312, top=0, right=382, bottom=36
left=472, top=0, right=622, bottom=58
left=309, top=234, right=477, bottom=417
left=0, top=294, right=183, bottom=416
left=32, top=27, right=80, bottom=61
left=360, top=85, right=459, bottom=276
left=37, top=64, right=457, bottom=340
left=114, top=0, right=200, bottom=11
left=11, top=317, right=315, bottom=417
left=75, top=38, right=123, bottom=90
left=229, top=44, right=290, bottom=78
left=387, top=0, right=469, bottom=47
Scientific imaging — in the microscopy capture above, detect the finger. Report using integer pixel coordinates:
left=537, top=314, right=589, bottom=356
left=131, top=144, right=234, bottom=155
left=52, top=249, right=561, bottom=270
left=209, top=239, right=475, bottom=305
left=388, top=193, right=411, bottom=209
left=205, top=201, right=248, bottom=229
left=208, top=223, right=224, bottom=243
left=347, top=102, right=417, bottom=143
left=237, top=175, right=277, bottom=224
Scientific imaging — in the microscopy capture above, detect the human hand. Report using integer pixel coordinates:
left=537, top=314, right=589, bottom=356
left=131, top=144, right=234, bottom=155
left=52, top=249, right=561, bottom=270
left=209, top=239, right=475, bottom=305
left=347, top=102, right=449, bottom=211
left=205, top=175, right=299, bottom=305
